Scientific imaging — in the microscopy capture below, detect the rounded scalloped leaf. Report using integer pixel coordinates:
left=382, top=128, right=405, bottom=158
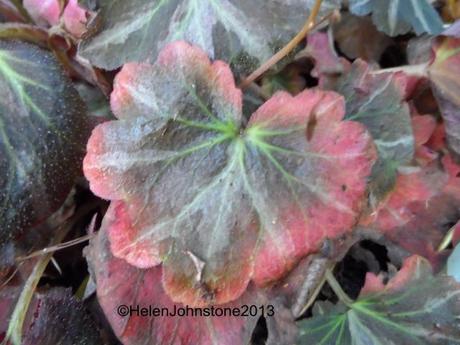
left=85, top=226, right=262, bottom=345
left=334, top=59, right=414, bottom=206
left=0, top=40, right=90, bottom=246
left=84, top=41, right=376, bottom=306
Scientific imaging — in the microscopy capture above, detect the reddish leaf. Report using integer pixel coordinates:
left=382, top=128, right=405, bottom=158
left=411, top=112, right=438, bottom=165
left=429, top=35, right=460, bottom=159
left=361, top=255, right=426, bottom=295
left=361, top=163, right=447, bottom=232
left=62, top=0, right=88, bottom=38
left=23, top=0, right=60, bottom=26
left=84, top=41, right=376, bottom=306
left=333, top=59, right=414, bottom=205
left=441, top=154, right=460, bottom=198
left=85, top=225, right=262, bottom=345
left=304, top=32, right=348, bottom=88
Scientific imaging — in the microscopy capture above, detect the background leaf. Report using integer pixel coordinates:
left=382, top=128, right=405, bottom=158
left=332, top=59, right=414, bottom=205
left=298, top=256, right=460, bottom=345
left=0, top=40, right=91, bottom=250
left=0, top=287, right=101, bottom=345
left=78, top=0, right=340, bottom=72
left=349, top=0, right=443, bottom=36
left=429, top=35, right=460, bottom=160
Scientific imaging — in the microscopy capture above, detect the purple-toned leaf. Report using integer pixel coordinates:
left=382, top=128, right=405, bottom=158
left=85, top=225, right=262, bottom=345
left=0, top=41, right=91, bottom=252
left=429, top=35, right=460, bottom=159
left=1, top=287, right=100, bottom=345
left=84, top=41, right=376, bottom=306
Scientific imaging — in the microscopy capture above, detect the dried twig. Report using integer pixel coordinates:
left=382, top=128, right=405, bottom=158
left=239, top=0, right=325, bottom=89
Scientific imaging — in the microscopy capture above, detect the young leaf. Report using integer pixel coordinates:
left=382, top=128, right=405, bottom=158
left=78, top=0, right=340, bottom=71
left=62, top=0, right=89, bottom=38
left=0, top=41, right=90, bottom=247
left=23, top=0, right=61, bottom=27
left=298, top=256, right=460, bottom=344
left=305, top=31, right=347, bottom=84
left=84, top=41, right=376, bottom=306
left=348, top=0, right=444, bottom=36
left=429, top=35, right=460, bottom=159
left=85, top=226, right=262, bottom=345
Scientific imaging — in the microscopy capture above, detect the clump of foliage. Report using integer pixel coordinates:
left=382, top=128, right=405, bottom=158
left=1, top=0, right=460, bottom=344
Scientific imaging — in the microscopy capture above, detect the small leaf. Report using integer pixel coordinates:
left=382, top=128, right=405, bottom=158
left=349, top=0, right=444, bottom=36
left=0, top=41, right=91, bottom=247
left=333, top=13, right=391, bottom=61
left=298, top=256, right=460, bottom=345
left=78, top=0, right=340, bottom=71
left=305, top=31, right=347, bottom=84
left=84, top=41, right=376, bottom=306
left=62, top=0, right=88, bottom=38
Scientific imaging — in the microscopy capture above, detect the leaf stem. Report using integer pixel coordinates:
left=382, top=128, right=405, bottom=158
left=2, top=202, right=100, bottom=345
left=9, top=0, right=33, bottom=23
left=239, top=0, right=325, bottom=89
left=16, top=233, right=95, bottom=262
left=2, top=219, right=73, bottom=345
left=325, top=269, right=354, bottom=307
left=437, top=223, right=457, bottom=252
left=370, top=63, right=429, bottom=77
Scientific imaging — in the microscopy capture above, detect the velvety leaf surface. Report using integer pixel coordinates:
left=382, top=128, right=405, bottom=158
left=348, top=0, right=443, bottom=36
left=429, top=35, right=460, bottom=159
left=85, top=225, right=262, bottom=345
left=84, top=41, right=376, bottom=306
left=0, top=287, right=100, bottom=345
left=333, top=59, right=414, bottom=205
left=78, top=0, right=340, bottom=71
left=298, top=256, right=460, bottom=344
left=0, top=41, right=90, bottom=246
